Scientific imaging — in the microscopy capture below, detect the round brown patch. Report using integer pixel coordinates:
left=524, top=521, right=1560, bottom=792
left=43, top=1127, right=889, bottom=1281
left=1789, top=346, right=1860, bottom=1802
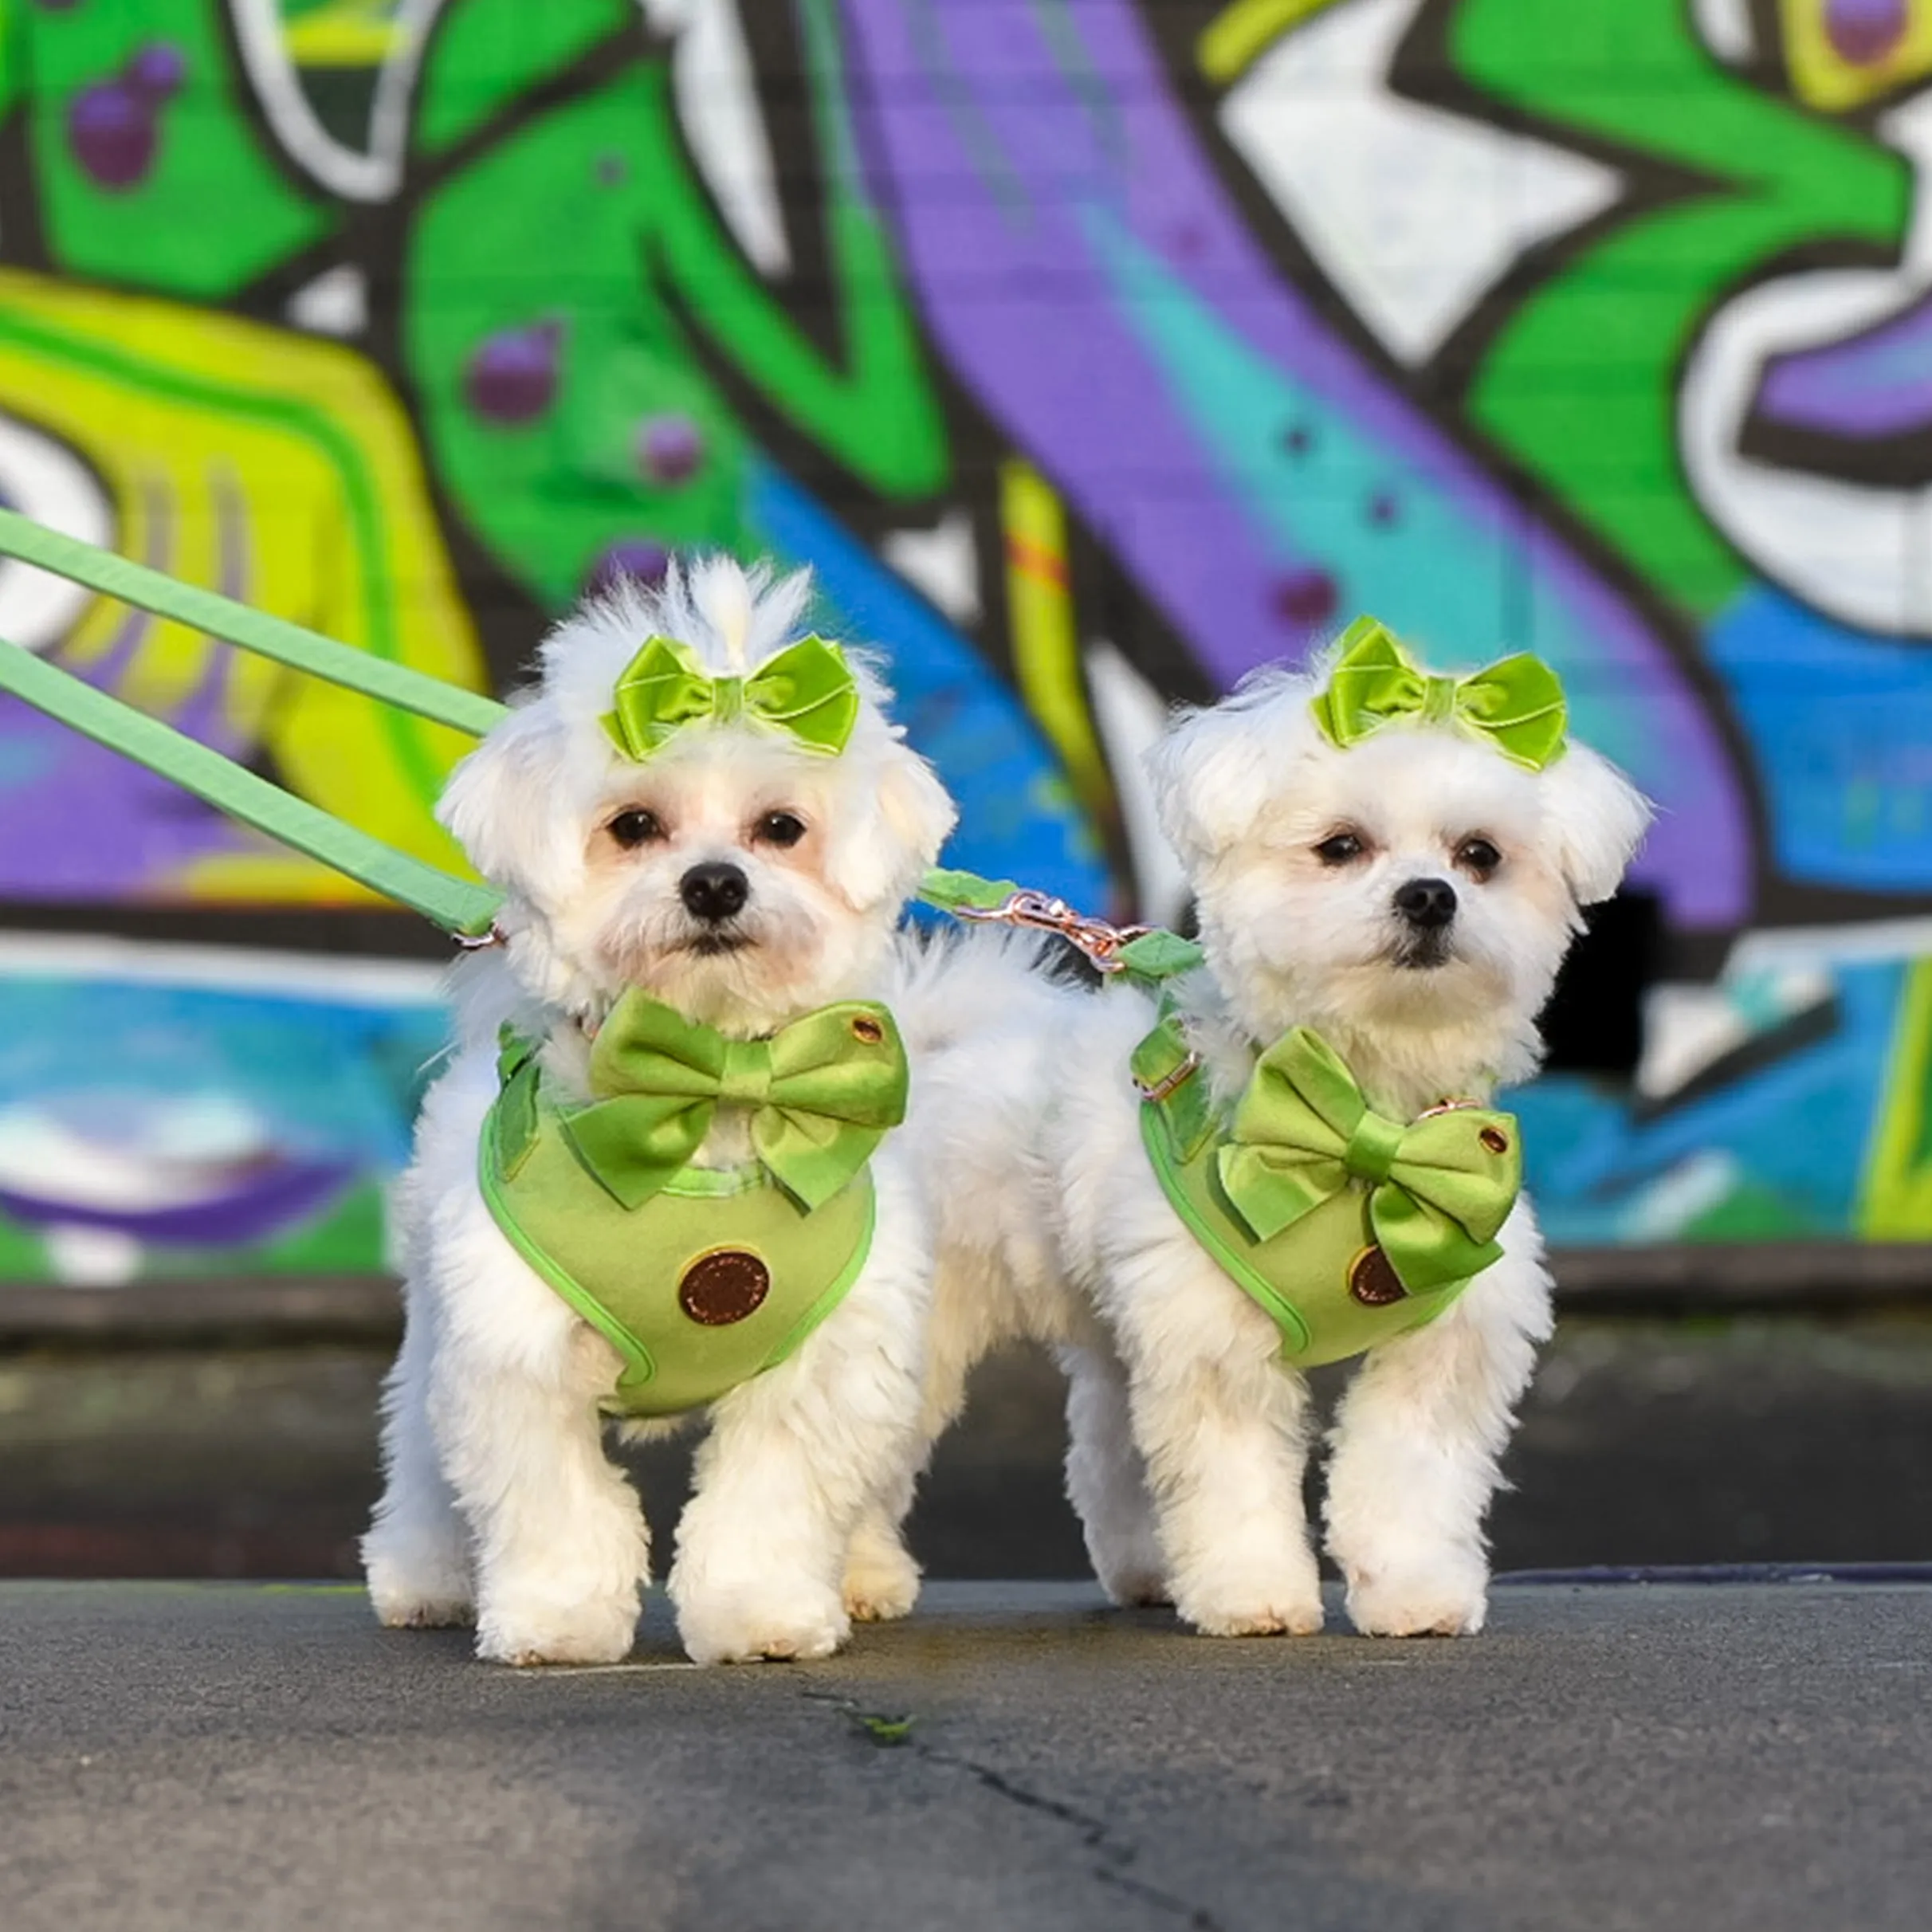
left=1348, top=1245, right=1408, bottom=1308
left=1478, top=1126, right=1510, bottom=1155
left=850, top=1015, right=885, bottom=1044
left=677, top=1249, right=772, bottom=1326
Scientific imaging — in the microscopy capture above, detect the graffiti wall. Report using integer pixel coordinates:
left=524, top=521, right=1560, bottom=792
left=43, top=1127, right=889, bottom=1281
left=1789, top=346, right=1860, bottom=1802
left=0, top=0, right=1926, bottom=1281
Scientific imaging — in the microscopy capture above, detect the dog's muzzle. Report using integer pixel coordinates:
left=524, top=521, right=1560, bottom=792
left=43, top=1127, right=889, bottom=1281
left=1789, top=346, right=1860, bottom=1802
left=1392, top=875, right=1456, bottom=968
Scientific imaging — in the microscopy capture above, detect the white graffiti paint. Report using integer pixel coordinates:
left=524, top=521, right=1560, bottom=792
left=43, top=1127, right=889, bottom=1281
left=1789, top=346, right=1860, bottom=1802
left=227, top=0, right=442, bottom=202
left=1219, top=0, right=1621, bottom=366
left=1679, top=95, right=1932, bottom=637
left=0, top=415, right=113, bottom=654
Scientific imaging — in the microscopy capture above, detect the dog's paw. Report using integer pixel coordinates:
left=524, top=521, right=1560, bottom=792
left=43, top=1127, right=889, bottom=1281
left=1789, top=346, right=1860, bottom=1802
left=473, top=1589, right=641, bottom=1667
left=363, top=1537, right=475, bottom=1630
left=1097, top=1553, right=1172, bottom=1609
left=1175, top=1561, right=1325, bottom=1638
left=676, top=1583, right=850, bottom=1666
left=1091, top=1530, right=1173, bottom=1608
left=841, top=1542, right=921, bottom=1624
left=1344, top=1557, right=1488, bottom=1638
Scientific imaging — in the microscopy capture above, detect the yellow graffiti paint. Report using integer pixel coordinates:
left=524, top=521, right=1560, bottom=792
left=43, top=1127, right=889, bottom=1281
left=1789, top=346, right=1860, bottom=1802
left=997, top=457, right=1113, bottom=831
left=1856, top=956, right=1932, bottom=1238
left=1781, top=0, right=1932, bottom=112
left=285, top=2, right=407, bottom=69
left=1198, top=0, right=1348, bottom=84
left=0, top=269, right=488, bottom=905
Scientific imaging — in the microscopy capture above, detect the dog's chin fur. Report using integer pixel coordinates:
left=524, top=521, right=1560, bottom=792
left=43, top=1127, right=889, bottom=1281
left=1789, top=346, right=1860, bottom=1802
left=363, top=556, right=960, bottom=1669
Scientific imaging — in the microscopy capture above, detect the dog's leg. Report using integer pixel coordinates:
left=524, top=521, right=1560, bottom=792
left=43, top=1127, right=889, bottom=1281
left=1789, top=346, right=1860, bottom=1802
left=1062, top=1339, right=1168, bottom=1607
left=1324, top=1238, right=1551, bottom=1637
left=429, top=1266, right=651, bottom=1668
left=362, top=1286, right=473, bottom=1628
left=1113, top=1251, right=1325, bottom=1636
left=841, top=1483, right=923, bottom=1625
left=443, top=1344, right=650, bottom=1667
left=835, top=1247, right=999, bottom=1624
left=671, top=1259, right=925, bottom=1665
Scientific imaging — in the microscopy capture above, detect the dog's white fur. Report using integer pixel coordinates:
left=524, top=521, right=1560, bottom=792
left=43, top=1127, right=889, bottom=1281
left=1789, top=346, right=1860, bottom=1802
left=360, top=558, right=957, bottom=1666
left=876, top=652, right=1651, bottom=1638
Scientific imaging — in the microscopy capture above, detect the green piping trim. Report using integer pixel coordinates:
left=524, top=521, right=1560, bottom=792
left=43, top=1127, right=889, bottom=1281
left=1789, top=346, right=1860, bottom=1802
left=477, top=1101, right=877, bottom=1408
left=479, top=1101, right=659, bottom=1388
left=1138, top=1101, right=1313, bottom=1354
left=758, top=1179, right=878, bottom=1372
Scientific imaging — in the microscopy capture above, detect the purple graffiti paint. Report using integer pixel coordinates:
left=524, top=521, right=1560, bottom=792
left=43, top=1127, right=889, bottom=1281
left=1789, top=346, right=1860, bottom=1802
left=835, top=0, right=1750, bottom=926
left=1756, top=289, right=1932, bottom=438
left=68, top=85, right=157, bottom=190
left=1824, top=0, right=1910, bottom=65
left=463, top=322, right=563, bottom=426
left=0, top=1159, right=352, bottom=1247
left=66, top=43, right=187, bottom=190
left=583, top=539, right=672, bottom=597
left=636, top=414, right=705, bottom=485
left=1271, top=567, right=1339, bottom=628
left=126, top=42, right=187, bottom=99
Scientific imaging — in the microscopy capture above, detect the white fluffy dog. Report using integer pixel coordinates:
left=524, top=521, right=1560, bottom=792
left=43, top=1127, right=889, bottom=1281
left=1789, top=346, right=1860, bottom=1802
left=1054, top=634, right=1651, bottom=1636
left=872, top=628, right=1651, bottom=1640
left=360, top=558, right=956, bottom=1667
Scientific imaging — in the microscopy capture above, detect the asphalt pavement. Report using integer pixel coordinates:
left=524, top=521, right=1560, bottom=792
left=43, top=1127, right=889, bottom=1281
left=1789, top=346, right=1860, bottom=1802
left=2, top=1577, right=1928, bottom=1932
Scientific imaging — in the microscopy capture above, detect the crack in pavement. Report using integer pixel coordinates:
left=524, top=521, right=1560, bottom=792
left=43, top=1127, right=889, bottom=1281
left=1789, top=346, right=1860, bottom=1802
left=804, top=1692, right=1223, bottom=1929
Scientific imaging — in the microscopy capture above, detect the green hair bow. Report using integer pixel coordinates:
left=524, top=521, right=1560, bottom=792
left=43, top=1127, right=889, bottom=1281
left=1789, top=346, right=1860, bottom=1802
left=1310, top=618, right=1568, bottom=771
left=602, top=633, right=861, bottom=762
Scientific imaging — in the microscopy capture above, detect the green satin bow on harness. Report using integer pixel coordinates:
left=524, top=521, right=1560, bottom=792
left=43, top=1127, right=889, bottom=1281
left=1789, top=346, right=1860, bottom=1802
left=603, top=634, right=860, bottom=762
left=501, top=992, right=909, bottom=1212
left=1310, top=618, right=1569, bottom=772
left=1216, top=1027, right=1521, bottom=1294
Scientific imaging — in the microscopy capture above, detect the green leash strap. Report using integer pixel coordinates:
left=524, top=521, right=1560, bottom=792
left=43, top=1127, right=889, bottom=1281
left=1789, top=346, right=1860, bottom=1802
left=0, top=634, right=505, bottom=937
left=0, top=509, right=509, bottom=738
left=0, top=510, right=1201, bottom=959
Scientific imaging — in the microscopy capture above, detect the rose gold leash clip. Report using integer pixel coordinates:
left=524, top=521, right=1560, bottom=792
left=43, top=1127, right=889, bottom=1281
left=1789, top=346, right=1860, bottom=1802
left=952, top=889, right=1153, bottom=975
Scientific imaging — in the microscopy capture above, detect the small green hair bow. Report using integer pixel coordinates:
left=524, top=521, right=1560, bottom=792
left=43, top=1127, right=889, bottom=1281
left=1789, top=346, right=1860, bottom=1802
left=1218, top=1027, right=1521, bottom=1294
left=519, top=991, right=908, bottom=1212
left=602, top=633, right=861, bottom=761
left=1310, top=618, right=1568, bottom=771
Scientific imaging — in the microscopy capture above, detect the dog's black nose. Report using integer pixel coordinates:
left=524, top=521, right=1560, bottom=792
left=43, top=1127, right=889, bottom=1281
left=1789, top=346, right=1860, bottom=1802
left=680, top=862, right=748, bottom=923
left=1393, top=877, right=1457, bottom=929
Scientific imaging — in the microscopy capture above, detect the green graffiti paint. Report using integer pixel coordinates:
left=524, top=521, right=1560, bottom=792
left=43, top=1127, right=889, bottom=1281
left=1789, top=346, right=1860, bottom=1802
left=1453, top=0, right=1909, bottom=615
left=18, top=0, right=333, bottom=296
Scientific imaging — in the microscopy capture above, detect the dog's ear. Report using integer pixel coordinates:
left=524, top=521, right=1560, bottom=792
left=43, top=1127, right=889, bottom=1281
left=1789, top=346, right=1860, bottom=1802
left=824, top=735, right=958, bottom=913
left=436, top=701, right=578, bottom=902
left=1541, top=740, right=1653, bottom=906
left=1143, top=696, right=1281, bottom=868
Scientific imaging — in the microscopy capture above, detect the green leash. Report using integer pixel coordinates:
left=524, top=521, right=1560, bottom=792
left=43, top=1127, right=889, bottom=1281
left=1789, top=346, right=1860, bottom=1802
left=0, top=510, right=1180, bottom=958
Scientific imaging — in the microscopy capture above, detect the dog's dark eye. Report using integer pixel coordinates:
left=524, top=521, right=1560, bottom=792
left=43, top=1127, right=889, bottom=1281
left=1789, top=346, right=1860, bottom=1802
left=754, top=810, right=807, bottom=848
left=1314, top=831, right=1365, bottom=867
left=607, top=807, right=665, bottom=849
left=1456, top=836, right=1502, bottom=878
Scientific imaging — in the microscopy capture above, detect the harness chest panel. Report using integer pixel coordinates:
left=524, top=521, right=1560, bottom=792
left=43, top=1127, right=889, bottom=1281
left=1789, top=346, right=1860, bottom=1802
left=1140, top=1100, right=1467, bottom=1368
left=479, top=1076, right=875, bottom=1419
left=1131, top=1010, right=1520, bottom=1369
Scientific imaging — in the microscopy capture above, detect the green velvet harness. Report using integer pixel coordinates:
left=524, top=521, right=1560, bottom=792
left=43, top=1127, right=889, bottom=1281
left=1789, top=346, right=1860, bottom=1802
left=477, top=1001, right=905, bottom=1420
left=1129, top=1001, right=1522, bottom=1369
